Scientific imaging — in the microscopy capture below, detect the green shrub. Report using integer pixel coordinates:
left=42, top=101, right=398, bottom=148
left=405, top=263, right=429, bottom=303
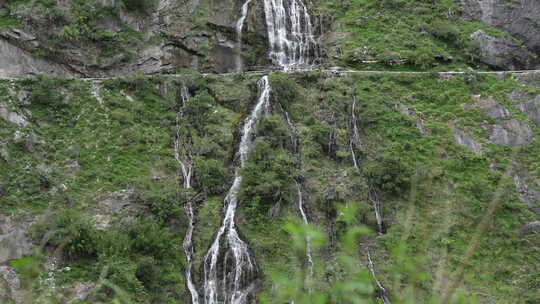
left=27, top=75, right=64, bottom=108
left=240, top=141, right=296, bottom=215
left=121, top=0, right=156, bottom=14
left=46, top=210, right=99, bottom=259
left=429, top=20, right=458, bottom=41
left=193, top=156, right=226, bottom=195
left=184, top=90, right=217, bottom=132
left=256, top=115, right=291, bottom=148
left=364, top=149, right=414, bottom=195
left=269, top=73, right=299, bottom=108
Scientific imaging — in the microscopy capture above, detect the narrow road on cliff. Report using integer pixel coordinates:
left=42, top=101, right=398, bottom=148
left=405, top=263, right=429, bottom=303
left=1, top=69, right=539, bottom=81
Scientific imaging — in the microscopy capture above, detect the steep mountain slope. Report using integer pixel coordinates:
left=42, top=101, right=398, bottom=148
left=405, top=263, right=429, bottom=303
left=0, top=71, right=539, bottom=303
left=1, top=0, right=540, bottom=304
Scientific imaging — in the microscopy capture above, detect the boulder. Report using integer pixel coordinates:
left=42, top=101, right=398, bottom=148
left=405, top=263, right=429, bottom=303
left=453, top=128, right=482, bottom=154
left=470, top=30, right=535, bottom=70
left=513, top=173, right=540, bottom=214
left=66, top=282, right=97, bottom=304
left=0, top=105, right=28, bottom=127
left=474, top=97, right=510, bottom=119
left=519, top=221, right=540, bottom=235
left=489, top=119, right=533, bottom=146
left=516, top=94, right=540, bottom=127
left=0, top=266, right=22, bottom=304
left=0, top=215, right=33, bottom=264
left=91, top=189, right=146, bottom=230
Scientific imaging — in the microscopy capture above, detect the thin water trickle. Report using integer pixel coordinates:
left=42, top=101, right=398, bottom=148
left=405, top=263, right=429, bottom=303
left=236, top=0, right=254, bottom=72
left=296, top=183, right=314, bottom=280
left=202, top=76, right=271, bottom=304
left=175, top=85, right=199, bottom=304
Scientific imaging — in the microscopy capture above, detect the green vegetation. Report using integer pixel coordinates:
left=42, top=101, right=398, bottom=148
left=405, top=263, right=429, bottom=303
left=121, top=0, right=156, bottom=14
left=318, top=0, right=511, bottom=70
left=0, top=71, right=538, bottom=303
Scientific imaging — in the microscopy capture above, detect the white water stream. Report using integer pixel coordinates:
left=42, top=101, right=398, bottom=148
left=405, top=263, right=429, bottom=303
left=295, top=183, right=314, bottom=280
left=236, top=0, right=254, bottom=72
left=175, top=85, right=199, bottom=304
left=202, top=76, right=271, bottom=304
left=263, top=0, right=318, bottom=69
left=349, top=96, right=384, bottom=235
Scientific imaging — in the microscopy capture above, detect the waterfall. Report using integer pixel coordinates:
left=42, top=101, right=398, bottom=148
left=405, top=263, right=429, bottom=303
left=367, top=250, right=391, bottom=304
left=349, top=96, right=385, bottom=235
left=202, top=76, right=271, bottom=304
left=183, top=201, right=199, bottom=304
left=263, top=0, right=318, bottom=69
left=349, top=97, right=390, bottom=302
left=91, top=81, right=104, bottom=105
left=295, top=183, right=314, bottom=281
left=236, top=0, right=253, bottom=72
left=368, top=186, right=385, bottom=235
left=175, top=85, right=199, bottom=304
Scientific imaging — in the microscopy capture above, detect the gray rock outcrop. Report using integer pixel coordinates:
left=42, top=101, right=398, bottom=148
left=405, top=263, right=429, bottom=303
left=488, top=118, right=533, bottom=146
left=91, top=189, right=145, bottom=230
left=473, top=96, right=510, bottom=119
left=395, top=100, right=427, bottom=135
left=0, top=38, right=75, bottom=78
left=0, top=104, right=28, bottom=127
left=514, top=173, right=540, bottom=214
left=519, top=221, right=540, bottom=235
left=0, top=0, right=269, bottom=77
left=461, top=0, right=540, bottom=68
left=0, top=266, right=22, bottom=304
left=470, top=30, right=535, bottom=70
left=516, top=94, right=540, bottom=127
left=0, top=215, right=33, bottom=264
left=453, top=128, right=482, bottom=154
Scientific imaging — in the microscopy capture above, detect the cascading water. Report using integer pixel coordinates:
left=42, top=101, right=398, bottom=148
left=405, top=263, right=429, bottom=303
left=367, top=250, right=391, bottom=304
left=295, top=183, right=314, bottom=280
left=349, top=96, right=385, bottom=235
left=91, top=81, right=104, bottom=105
left=235, top=0, right=253, bottom=72
left=263, top=0, right=319, bottom=69
left=175, top=85, right=199, bottom=304
left=348, top=96, right=390, bottom=302
left=202, top=76, right=271, bottom=304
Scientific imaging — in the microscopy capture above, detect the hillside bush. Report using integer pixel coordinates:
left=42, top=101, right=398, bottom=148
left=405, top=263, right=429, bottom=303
left=121, top=0, right=156, bottom=14
left=193, top=156, right=226, bottom=195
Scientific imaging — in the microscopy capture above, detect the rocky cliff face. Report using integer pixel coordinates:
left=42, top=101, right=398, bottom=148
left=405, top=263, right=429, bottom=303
left=461, top=0, right=540, bottom=69
left=2, top=0, right=540, bottom=77
left=0, top=0, right=272, bottom=77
